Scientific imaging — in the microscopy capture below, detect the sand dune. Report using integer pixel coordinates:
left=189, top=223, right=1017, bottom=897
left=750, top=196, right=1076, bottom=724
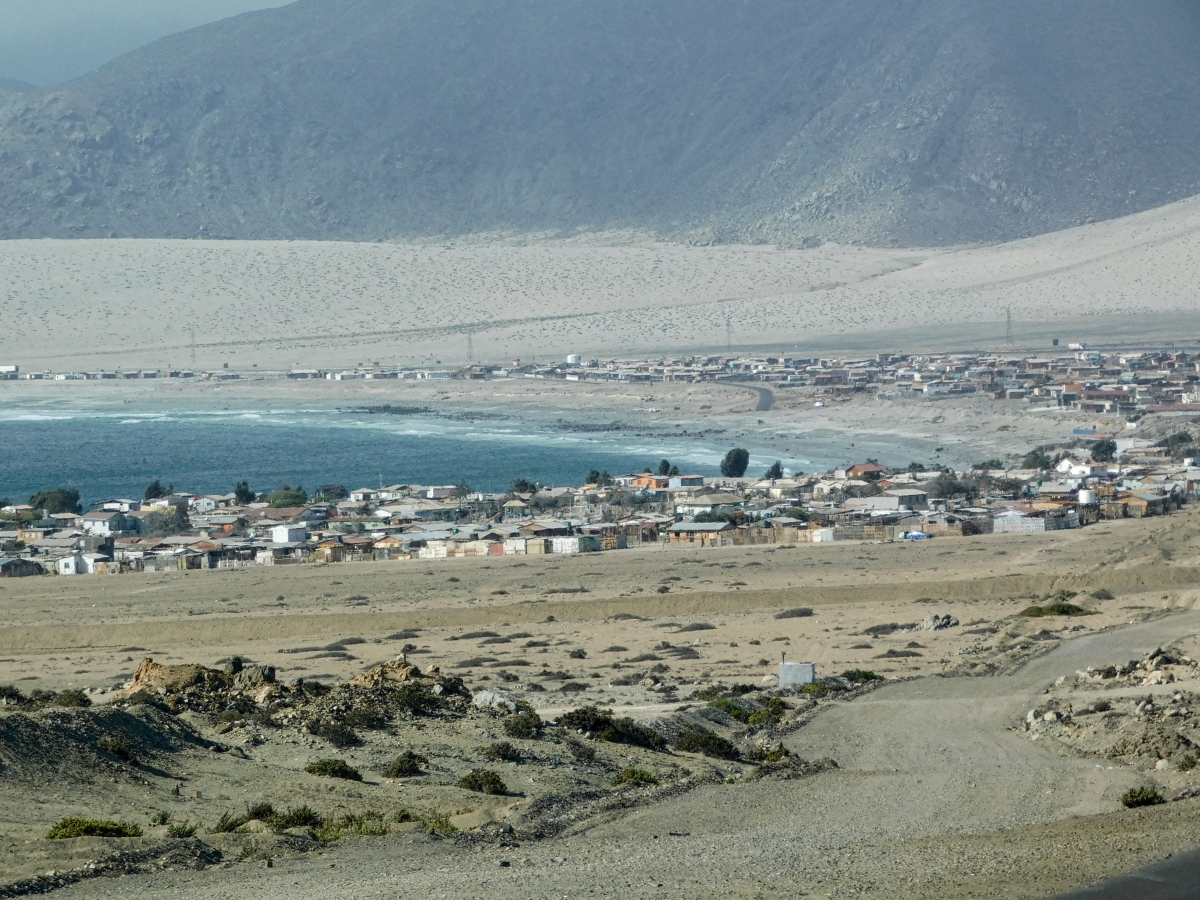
left=2, top=195, right=1200, bottom=371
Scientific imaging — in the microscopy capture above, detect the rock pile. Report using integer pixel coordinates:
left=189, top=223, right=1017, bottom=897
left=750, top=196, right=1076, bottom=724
left=1076, top=648, right=1199, bottom=688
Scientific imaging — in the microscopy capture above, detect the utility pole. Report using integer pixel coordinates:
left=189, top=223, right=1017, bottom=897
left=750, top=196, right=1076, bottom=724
left=467, top=330, right=474, bottom=363
left=725, top=315, right=732, bottom=354
left=190, top=327, right=197, bottom=366
left=1005, top=307, right=1014, bottom=346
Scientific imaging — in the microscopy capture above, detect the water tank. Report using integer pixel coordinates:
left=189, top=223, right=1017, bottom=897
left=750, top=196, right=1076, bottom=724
left=1078, top=489, right=1097, bottom=506
left=566, top=353, right=581, bottom=365
left=779, top=661, right=815, bottom=687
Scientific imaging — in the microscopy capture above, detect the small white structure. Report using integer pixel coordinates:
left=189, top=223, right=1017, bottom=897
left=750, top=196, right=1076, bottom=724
left=566, top=353, right=582, bottom=365
left=271, top=524, right=307, bottom=543
left=57, top=554, right=85, bottom=576
left=779, top=658, right=816, bottom=687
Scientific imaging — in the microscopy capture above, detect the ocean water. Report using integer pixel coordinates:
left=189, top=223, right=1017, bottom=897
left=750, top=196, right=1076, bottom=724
left=0, top=408, right=834, bottom=505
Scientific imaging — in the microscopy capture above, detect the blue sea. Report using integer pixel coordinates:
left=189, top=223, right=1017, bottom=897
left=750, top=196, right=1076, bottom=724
left=0, top=407, right=840, bottom=505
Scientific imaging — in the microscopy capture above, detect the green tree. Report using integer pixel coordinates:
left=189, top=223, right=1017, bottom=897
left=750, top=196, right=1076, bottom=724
left=1091, top=439, right=1117, bottom=463
left=266, top=484, right=308, bottom=507
left=972, top=460, right=1005, bottom=471
left=28, top=488, right=82, bottom=515
left=927, top=472, right=978, bottom=501
left=657, top=459, right=672, bottom=476
left=1156, top=432, right=1194, bottom=457
left=668, top=465, right=680, bottom=476
left=454, top=479, right=472, bottom=501
left=140, top=506, right=190, bottom=537
left=765, top=461, right=784, bottom=479
left=311, top=484, right=348, bottom=503
left=1021, top=448, right=1053, bottom=470
left=720, top=448, right=750, bottom=478
left=143, top=480, right=173, bottom=501
left=509, top=478, right=538, bottom=494
left=233, top=482, right=255, bottom=505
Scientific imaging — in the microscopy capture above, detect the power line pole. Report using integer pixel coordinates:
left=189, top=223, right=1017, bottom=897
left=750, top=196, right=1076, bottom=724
left=467, top=330, right=474, bottom=363
left=1005, top=307, right=1014, bottom=346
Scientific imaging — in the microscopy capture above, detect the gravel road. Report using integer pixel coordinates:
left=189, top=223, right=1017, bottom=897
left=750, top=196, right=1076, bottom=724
left=51, top=612, right=1200, bottom=900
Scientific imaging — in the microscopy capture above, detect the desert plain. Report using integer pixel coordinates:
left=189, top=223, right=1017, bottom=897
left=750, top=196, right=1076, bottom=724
left=4, top=503, right=1200, bottom=899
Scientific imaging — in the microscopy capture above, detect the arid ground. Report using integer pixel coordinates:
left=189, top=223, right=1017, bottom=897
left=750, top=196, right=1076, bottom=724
left=5, top=507, right=1200, bottom=898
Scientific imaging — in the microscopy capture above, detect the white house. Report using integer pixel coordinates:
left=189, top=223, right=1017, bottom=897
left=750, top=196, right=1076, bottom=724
left=1055, top=457, right=1111, bottom=478
left=674, top=493, right=746, bottom=517
left=81, top=511, right=134, bottom=536
left=271, top=524, right=308, bottom=544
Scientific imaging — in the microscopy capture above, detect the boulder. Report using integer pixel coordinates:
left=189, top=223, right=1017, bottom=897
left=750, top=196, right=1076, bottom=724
left=472, top=689, right=518, bottom=713
left=349, top=656, right=423, bottom=688
left=125, top=658, right=230, bottom=695
left=921, top=614, right=959, bottom=631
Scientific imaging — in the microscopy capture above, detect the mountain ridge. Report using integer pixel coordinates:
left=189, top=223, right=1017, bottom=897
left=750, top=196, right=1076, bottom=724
left=1, top=0, right=1199, bottom=246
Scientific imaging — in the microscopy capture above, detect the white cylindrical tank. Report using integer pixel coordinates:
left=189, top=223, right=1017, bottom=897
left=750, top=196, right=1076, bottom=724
left=566, top=353, right=582, bottom=365
left=1078, top=489, right=1097, bottom=505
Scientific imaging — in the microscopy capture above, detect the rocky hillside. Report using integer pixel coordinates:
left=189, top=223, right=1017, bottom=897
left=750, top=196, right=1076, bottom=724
left=1, top=0, right=1199, bottom=245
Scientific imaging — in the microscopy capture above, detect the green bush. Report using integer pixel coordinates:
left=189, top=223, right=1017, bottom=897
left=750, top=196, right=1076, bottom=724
left=503, top=707, right=543, bottom=739
left=841, top=669, right=882, bottom=684
left=47, top=817, right=142, bottom=839
left=612, top=767, right=658, bottom=786
left=747, top=697, right=789, bottom=727
left=97, top=736, right=137, bottom=764
left=799, top=682, right=847, bottom=697
left=395, top=809, right=457, bottom=834
left=483, top=741, right=521, bottom=762
left=52, top=690, right=92, bottom=708
left=307, top=721, right=359, bottom=748
left=708, top=697, right=753, bottom=724
left=313, top=811, right=388, bottom=843
left=305, top=758, right=362, bottom=781
left=748, top=744, right=791, bottom=763
left=166, top=822, right=198, bottom=839
left=210, top=811, right=243, bottom=834
left=245, top=802, right=275, bottom=822
left=1121, top=786, right=1165, bottom=808
left=383, top=751, right=428, bottom=778
left=559, top=706, right=666, bottom=751
left=1020, top=603, right=1093, bottom=618
left=150, top=810, right=171, bottom=826
left=675, top=727, right=738, bottom=760
left=266, top=806, right=323, bottom=831
left=458, top=768, right=507, bottom=795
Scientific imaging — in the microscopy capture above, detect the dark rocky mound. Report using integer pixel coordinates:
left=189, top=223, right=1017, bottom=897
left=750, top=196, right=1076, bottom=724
left=1, top=0, right=1199, bottom=246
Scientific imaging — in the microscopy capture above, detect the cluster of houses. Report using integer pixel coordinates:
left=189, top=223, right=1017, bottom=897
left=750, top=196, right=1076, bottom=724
left=8, top=343, right=1200, bottom=411
left=2, top=433, right=1195, bottom=577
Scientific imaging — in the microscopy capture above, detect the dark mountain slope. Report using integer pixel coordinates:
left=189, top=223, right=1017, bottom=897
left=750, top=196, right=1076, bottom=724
left=1, top=0, right=1199, bottom=245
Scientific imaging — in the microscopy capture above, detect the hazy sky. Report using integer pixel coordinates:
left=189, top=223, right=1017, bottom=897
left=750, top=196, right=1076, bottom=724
left=0, top=0, right=292, bottom=86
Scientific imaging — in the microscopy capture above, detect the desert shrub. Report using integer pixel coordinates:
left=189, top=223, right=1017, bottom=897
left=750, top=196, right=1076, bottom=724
left=245, top=802, right=275, bottom=822
left=47, top=817, right=142, bottom=839
left=558, top=706, right=665, bottom=751
left=305, top=758, right=362, bottom=781
left=799, top=682, right=847, bottom=697
left=568, top=648, right=587, bottom=659
left=395, top=809, right=457, bottom=835
left=1020, top=603, right=1093, bottom=618
left=747, top=744, right=791, bottom=763
left=875, top=649, right=922, bottom=658
left=775, top=608, right=814, bottom=620
left=1093, top=700, right=1113, bottom=713
left=342, top=706, right=386, bottom=729
left=1121, top=786, right=1165, bottom=808
left=612, top=767, right=658, bottom=786
left=841, top=669, right=882, bottom=684
left=503, top=707, right=543, bottom=739
left=167, top=822, right=198, bottom=839
left=0, top=685, right=24, bottom=704
left=52, top=690, right=92, bottom=708
left=675, top=727, right=738, bottom=760
left=210, top=811, right=243, bottom=834
left=266, top=806, right=322, bottom=831
left=313, top=811, right=388, bottom=842
left=482, top=741, right=521, bottom=762
left=97, top=736, right=137, bottom=764
left=747, top=697, right=789, bottom=727
left=150, top=810, right=171, bottom=826
left=458, top=768, right=507, bottom=795
left=1091, top=589, right=1115, bottom=601
left=691, top=685, right=726, bottom=702
left=565, top=737, right=596, bottom=761
left=392, top=682, right=440, bottom=715
left=307, top=721, right=360, bottom=748
left=1177, top=752, right=1198, bottom=772
left=383, top=751, right=428, bottom=778
left=708, top=697, right=752, bottom=724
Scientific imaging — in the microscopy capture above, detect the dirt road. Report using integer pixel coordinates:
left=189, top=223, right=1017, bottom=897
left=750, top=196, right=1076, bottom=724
left=48, top=611, right=1200, bottom=900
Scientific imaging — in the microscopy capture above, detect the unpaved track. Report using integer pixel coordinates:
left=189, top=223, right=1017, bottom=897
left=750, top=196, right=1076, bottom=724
left=52, top=612, right=1200, bottom=900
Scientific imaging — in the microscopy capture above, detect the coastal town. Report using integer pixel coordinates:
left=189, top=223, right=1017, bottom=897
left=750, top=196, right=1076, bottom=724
left=1, top=417, right=1196, bottom=577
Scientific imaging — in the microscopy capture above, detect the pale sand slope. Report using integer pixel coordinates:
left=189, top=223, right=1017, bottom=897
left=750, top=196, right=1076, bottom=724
left=11, top=511, right=1200, bottom=899
left=3, top=194, right=1200, bottom=371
